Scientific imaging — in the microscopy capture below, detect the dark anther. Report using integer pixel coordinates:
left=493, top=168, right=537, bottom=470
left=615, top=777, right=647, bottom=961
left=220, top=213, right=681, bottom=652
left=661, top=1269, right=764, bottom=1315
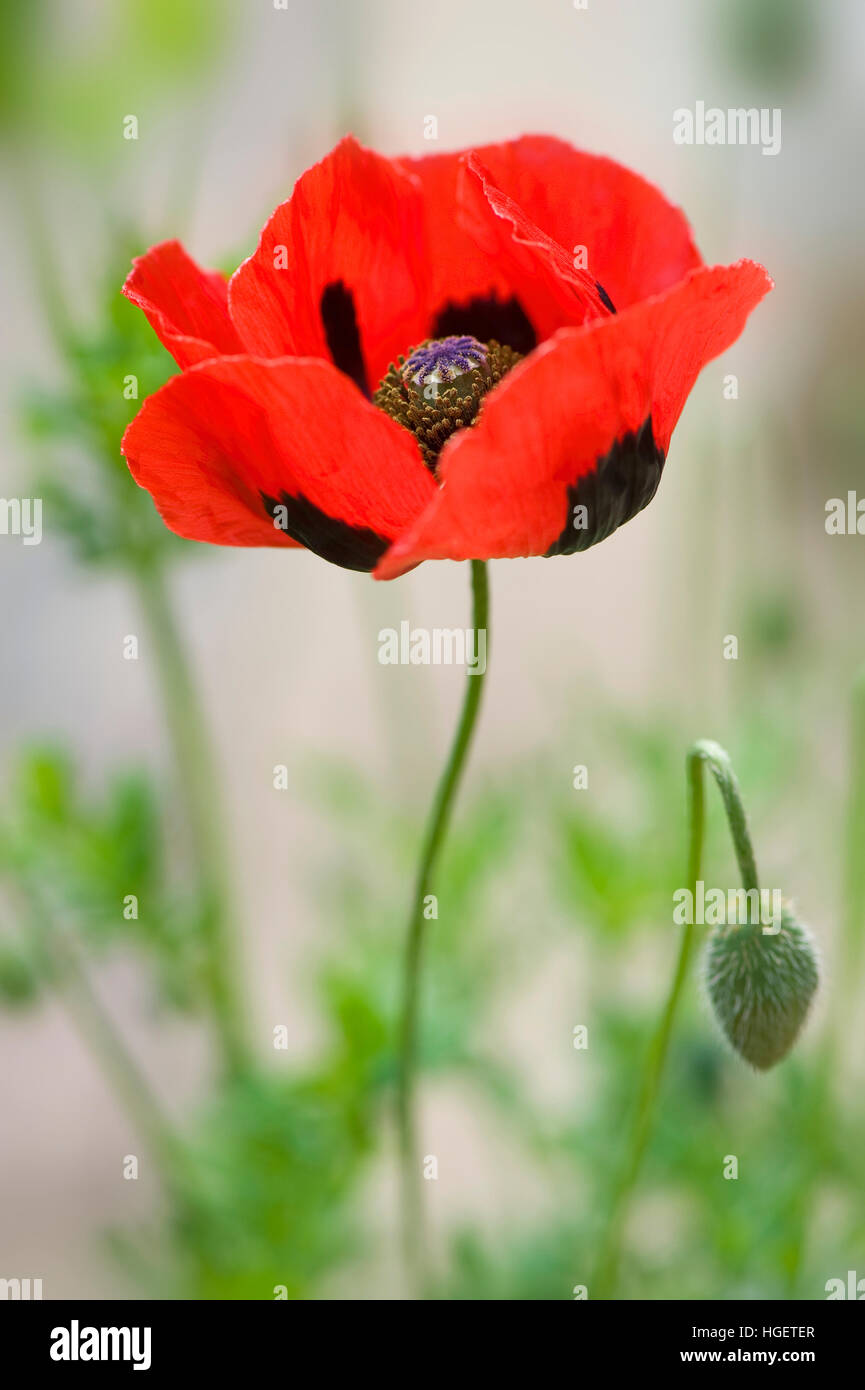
left=595, top=281, right=617, bottom=314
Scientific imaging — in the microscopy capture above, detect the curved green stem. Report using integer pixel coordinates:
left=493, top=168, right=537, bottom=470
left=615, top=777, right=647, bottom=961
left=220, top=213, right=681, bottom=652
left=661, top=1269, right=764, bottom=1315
left=689, top=740, right=760, bottom=897
left=397, top=559, right=489, bottom=1295
left=594, top=739, right=760, bottom=1298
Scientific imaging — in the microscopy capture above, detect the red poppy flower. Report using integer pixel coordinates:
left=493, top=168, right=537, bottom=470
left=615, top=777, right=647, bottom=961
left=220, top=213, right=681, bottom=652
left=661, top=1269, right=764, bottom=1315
left=121, top=135, right=771, bottom=578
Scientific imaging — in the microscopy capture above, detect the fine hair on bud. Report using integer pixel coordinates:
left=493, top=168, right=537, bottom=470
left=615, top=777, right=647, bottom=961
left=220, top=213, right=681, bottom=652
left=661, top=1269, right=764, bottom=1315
left=703, top=904, right=819, bottom=1070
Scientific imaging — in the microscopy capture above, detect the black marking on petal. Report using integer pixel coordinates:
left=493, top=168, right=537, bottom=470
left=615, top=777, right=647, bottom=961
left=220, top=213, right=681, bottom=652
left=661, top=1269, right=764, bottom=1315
left=595, top=280, right=617, bottom=314
left=545, top=417, right=665, bottom=556
left=432, top=294, right=537, bottom=356
left=261, top=490, right=389, bottom=572
left=320, top=281, right=369, bottom=395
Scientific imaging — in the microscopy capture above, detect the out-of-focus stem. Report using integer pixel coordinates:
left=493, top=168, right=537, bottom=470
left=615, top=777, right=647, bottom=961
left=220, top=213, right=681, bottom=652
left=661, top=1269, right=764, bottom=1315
left=21, top=885, right=181, bottom=1185
left=787, top=667, right=865, bottom=1293
left=396, top=560, right=489, bottom=1297
left=134, top=557, right=248, bottom=1080
left=837, top=668, right=865, bottom=1024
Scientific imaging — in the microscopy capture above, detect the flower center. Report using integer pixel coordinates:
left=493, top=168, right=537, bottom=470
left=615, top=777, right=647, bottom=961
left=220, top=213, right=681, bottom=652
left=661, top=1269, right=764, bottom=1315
left=374, top=334, right=522, bottom=474
left=405, top=335, right=489, bottom=395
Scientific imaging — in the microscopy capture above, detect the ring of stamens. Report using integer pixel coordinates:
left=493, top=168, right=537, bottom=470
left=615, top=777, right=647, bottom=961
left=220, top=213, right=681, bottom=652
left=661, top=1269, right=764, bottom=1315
left=374, top=334, right=523, bottom=474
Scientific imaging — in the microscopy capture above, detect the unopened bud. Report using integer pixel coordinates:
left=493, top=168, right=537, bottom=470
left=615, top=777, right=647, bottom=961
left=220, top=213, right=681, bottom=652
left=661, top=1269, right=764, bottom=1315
left=704, top=904, right=818, bottom=1069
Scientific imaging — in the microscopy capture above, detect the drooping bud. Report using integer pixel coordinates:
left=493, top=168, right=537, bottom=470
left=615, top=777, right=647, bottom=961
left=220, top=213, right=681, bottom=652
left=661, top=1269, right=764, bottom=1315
left=704, top=904, right=818, bottom=1069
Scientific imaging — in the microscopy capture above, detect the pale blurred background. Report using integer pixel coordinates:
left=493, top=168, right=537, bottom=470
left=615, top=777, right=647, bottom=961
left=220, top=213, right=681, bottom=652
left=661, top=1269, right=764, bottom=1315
left=1, top=0, right=864, bottom=1300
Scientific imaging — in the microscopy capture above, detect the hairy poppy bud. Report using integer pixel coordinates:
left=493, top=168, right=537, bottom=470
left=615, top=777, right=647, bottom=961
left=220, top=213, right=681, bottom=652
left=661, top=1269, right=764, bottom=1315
left=704, top=904, right=818, bottom=1069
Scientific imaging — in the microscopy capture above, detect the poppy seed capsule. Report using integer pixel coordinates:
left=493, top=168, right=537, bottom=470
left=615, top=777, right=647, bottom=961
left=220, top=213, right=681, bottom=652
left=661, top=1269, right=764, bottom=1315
left=374, top=335, right=522, bottom=475
left=404, top=335, right=491, bottom=402
left=703, top=904, right=818, bottom=1070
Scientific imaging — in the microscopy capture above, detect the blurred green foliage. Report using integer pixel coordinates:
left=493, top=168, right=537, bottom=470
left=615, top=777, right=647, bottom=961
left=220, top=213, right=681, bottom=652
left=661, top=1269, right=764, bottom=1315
left=714, top=0, right=820, bottom=88
left=7, top=670, right=861, bottom=1298
left=0, top=746, right=211, bottom=1012
left=22, top=247, right=185, bottom=567
left=0, top=0, right=231, bottom=147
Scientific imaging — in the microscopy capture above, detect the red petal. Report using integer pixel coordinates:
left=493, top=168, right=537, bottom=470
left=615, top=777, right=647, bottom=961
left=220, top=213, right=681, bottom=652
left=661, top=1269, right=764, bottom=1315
left=375, top=261, right=772, bottom=579
left=458, top=152, right=615, bottom=339
left=467, top=135, right=704, bottom=310
left=122, top=240, right=243, bottom=368
left=228, top=137, right=427, bottom=389
left=396, top=147, right=517, bottom=337
left=400, top=136, right=703, bottom=337
left=122, top=356, right=436, bottom=567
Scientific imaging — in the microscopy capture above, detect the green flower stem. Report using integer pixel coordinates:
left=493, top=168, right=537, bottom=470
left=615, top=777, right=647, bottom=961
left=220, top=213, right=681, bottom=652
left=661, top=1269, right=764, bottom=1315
left=134, top=558, right=249, bottom=1080
left=397, top=559, right=489, bottom=1295
left=594, top=739, right=760, bottom=1298
left=691, top=740, right=760, bottom=898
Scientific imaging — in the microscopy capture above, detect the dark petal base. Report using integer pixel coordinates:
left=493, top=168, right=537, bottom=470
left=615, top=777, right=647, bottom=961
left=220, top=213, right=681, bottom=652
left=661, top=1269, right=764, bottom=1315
left=320, top=281, right=369, bottom=396
left=545, top=417, right=665, bottom=556
left=261, top=490, right=389, bottom=572
left=432, top=293, right=537, bottom=356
